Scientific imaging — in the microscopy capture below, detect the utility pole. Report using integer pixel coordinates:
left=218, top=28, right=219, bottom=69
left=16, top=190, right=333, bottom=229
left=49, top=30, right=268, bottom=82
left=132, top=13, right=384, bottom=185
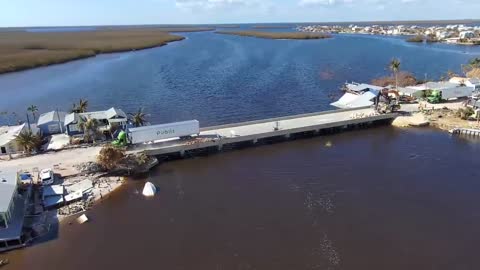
left=56, top=109, right=64, bottom=133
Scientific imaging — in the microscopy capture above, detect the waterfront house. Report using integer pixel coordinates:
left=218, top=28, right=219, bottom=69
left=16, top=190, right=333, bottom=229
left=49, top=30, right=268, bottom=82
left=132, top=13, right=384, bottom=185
left=0, top=171, right=30, bottom=252
left=37, top=111, right=67, bottom=136
left=0, top=124, right=28, bottom=156
left=64, top=107, right=128, bottom=136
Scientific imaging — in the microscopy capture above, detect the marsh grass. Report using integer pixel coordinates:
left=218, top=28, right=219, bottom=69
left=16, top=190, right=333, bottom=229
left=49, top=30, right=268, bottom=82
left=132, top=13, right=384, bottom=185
left=216, top=30, right=331, bottom=40
left=0, top=28, right=210, bottom=74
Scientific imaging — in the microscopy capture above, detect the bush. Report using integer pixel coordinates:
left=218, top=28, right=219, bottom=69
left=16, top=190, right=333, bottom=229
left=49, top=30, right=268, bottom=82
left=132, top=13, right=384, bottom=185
left=96, top=145, right=126, bottom=171
left=407, top=35, right=424, bottom=43
left=371, top=71, right=418, bottom=87
left=455, top=107, right=475, bottom=120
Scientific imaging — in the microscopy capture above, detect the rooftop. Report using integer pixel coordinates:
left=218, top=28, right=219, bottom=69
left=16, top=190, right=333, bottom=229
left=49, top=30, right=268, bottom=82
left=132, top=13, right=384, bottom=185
left=0, top=170, right=17, bottom=213
left=65, top=107, right=127, bottom=126
left=0, top=123, right=26, bottom=147
left=37, top=111, right=67, bottom=126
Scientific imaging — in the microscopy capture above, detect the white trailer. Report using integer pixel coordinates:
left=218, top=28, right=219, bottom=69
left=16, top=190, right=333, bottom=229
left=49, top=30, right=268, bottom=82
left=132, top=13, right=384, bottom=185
left=128, top=120, right=200, bottom=144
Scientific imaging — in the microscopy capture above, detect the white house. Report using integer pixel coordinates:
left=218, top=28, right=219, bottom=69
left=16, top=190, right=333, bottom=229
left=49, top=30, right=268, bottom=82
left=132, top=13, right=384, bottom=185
left=0, top=124, right=28, bottom=155
left=64, top=107, right=127, bottom=136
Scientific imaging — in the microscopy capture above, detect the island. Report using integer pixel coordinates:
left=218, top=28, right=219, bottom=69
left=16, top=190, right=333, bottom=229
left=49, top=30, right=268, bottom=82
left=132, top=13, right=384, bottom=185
left=0, top=27, right=213, bottom=74
left=215, top=30, right=331, bottom=40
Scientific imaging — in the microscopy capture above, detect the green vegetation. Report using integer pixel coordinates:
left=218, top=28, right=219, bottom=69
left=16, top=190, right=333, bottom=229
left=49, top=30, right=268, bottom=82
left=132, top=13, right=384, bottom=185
left=79, top=118, right=99, bottom=143
left=456, top=107, right=475, bottom=120
left=252, top=25, right=293, bottom=29
left=129, top=108, right=148, bottom=127
left=71, top=98, right=89, bottom=113
left=371, top=71, right=417, bottom=87
left=407, top=35, right=424, bottom=43
left=0, top=28, right=214, bottom=74
left=15, top=130, right=42, bottom=154
left=389, top=58, right=401, bottom=90
left=27, top=105, right=38, bottom=121
left=216, top=31, right=331, bottom=40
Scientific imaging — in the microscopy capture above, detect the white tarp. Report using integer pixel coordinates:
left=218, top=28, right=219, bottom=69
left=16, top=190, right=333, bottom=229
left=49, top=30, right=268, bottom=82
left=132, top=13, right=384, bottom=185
left=331, top=91, right=377, bottom=109
left=142, top=182, right=156, bottom=197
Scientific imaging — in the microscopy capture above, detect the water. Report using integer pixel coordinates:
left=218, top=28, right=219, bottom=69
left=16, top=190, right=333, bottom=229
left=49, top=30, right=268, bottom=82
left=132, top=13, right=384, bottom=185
left=5, top=127, right=480, bottom=269
left=1, top=32, right=480, bottom=126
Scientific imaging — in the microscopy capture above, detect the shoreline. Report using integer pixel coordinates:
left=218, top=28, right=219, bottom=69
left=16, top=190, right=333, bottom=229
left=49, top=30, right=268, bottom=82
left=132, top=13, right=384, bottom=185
left=215, top=30, right=332, bottom=40
left=0, top=27, right=213, bottom=75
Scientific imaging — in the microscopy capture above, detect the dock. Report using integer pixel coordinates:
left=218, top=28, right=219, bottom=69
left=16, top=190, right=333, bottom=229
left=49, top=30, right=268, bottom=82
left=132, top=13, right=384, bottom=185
left=132, top=107, right=397, bottom=158
left=449, top=127, right=480, bottom=137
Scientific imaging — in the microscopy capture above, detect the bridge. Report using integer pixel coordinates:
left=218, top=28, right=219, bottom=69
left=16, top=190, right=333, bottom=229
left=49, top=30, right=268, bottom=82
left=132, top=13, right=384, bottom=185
left=130, top=107, right=397, bottom=158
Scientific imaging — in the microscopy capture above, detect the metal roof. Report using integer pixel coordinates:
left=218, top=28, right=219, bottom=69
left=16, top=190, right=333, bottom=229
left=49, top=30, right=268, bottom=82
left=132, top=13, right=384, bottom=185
left=0, top=124, right=26, bottom=147
left=0, top=170, right=17, bottom=213
left=65, top=107, right=126, bottom=126
left=37, top=111, right=67, bottom=126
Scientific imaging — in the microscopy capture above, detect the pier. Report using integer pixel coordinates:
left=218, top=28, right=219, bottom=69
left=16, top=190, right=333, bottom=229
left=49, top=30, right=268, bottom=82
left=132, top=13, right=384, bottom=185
left=132, top=107, right=397, bottom=158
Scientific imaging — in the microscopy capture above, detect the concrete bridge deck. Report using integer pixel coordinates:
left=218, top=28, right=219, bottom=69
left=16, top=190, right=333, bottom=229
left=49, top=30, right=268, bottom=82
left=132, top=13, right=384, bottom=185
left=131, top=107, right=397, bottom=157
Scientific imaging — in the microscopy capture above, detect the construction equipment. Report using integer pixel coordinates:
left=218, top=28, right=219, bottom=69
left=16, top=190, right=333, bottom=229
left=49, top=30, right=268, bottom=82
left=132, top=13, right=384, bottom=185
left=376, top=89, right=401, bottom=113
left=112, top=130, right=127, bottom=147
left=427, top=90, right=442, bottom=104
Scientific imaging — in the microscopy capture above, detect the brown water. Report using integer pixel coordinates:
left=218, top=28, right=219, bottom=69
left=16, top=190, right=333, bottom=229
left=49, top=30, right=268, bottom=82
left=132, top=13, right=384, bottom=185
left=5, top=127, right=480, bottom=270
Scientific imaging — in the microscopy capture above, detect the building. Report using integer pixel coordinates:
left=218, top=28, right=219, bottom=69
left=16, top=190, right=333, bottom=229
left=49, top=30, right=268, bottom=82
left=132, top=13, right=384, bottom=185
left=0, top=170, right=30, bottom=251
left=459, top=31, right=475, bottom=39
left=64, top=107, right=128, bottom=136
left=37, top=111, right=67, bottom=136
left=0, top=124, right=28, bottom=155
left=449, top=77, right=480, bottom=90
left=399, top=81, right=474, bottom=99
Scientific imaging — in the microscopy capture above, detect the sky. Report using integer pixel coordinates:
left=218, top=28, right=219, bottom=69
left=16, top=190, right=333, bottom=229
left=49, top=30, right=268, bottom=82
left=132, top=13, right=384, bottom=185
left=1, top=0, right=480, bottom=27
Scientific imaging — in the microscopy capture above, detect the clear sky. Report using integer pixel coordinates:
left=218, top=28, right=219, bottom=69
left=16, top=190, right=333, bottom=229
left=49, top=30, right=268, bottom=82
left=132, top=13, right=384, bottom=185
left=1, top=0, right=480, bottom=27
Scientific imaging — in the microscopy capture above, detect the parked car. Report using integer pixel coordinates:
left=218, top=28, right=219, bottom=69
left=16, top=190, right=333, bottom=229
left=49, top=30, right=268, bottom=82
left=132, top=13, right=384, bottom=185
left=40, top=168, right=54, bottom=185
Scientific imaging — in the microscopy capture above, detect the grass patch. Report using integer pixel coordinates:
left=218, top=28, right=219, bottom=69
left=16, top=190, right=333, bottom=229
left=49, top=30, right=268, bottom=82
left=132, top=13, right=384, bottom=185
left=0, top=28, right=210, bottom=74
left=252, top=25, right=293, bottom=29
left=216, top=30, right=331, bottom=40
left=406, top=35, right=424, bottom=43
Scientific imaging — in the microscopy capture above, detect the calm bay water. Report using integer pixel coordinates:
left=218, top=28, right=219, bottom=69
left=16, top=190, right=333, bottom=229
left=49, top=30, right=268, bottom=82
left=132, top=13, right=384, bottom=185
left=1, top=32, right=480, bottom=126
left=5, top=127, right=480, bottom=270
left=3, top=31, right=480, bottom=269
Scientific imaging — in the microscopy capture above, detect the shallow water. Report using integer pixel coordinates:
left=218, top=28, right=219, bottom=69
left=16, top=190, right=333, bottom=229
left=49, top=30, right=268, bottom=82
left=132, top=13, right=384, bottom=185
left=1, top=32, right=480, bottom=126
left=5, top=127, right=480, bottom=270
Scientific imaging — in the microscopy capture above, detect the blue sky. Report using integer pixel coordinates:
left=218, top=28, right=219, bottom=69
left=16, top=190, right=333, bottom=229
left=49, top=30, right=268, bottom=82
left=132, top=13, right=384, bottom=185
left=1, top=0, right=480, bottom=27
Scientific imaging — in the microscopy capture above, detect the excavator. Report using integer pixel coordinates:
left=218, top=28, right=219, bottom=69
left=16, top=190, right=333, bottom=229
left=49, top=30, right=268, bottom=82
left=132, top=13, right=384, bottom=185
left=376, top=89, right=401, bottom=113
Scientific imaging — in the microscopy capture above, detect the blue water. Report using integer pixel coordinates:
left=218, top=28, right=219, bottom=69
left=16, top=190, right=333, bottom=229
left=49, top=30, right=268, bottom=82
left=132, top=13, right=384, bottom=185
left=1, top=32, right=480, bottom=126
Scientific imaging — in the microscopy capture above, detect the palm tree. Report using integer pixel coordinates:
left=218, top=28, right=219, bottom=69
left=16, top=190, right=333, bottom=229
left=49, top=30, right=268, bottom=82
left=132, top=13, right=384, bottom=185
left=389, top=58, right=401, bottom=90
left=0, top=111, right=9, bottom=125
left=15, top=130, right=41, bottom=154
left=27, top=105, right=38, bottom=122
left=79, top=117, right=99, bottom=143
left=128, top=108, right=148, bottom=127
left=71, top=98, right=89, bottom=113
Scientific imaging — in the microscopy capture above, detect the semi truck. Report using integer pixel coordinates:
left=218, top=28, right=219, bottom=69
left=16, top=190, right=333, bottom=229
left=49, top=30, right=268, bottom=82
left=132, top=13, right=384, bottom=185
left=112, top=120, right=200, bottom=146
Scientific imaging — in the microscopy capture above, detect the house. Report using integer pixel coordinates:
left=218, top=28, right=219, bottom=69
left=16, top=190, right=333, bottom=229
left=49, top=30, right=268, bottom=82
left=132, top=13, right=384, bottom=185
left=0, top=124, right=28, bottom=155
left=0, top=170, right=30, bottom=251
left=64, top=107, right=128, bottom=136
left=459, top=31, right=475, bottom=39
left=449, top=77, right=480, bottom=90
left=37, top=111, right=67, bottom=136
